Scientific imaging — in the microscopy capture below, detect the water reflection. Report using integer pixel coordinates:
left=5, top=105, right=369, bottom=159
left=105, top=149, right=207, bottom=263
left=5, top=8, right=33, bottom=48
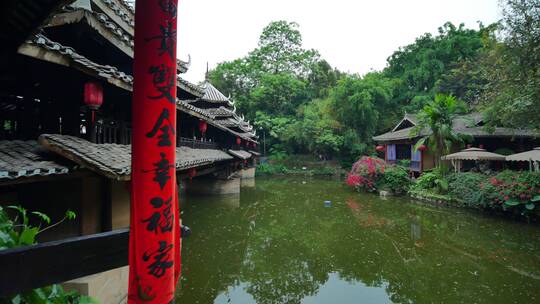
left=177, top=177, right=540, bottom=304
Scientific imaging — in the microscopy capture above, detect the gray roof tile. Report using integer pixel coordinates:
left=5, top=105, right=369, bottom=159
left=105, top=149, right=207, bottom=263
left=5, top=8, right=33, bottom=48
left=39, top=134, right=233, bottom=180
left=228, top=150, right=252, bottom=160
left=0, top=140, right=73, bottom=181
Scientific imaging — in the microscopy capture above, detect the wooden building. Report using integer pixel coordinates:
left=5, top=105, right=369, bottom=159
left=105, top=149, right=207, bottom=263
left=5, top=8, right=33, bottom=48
left=373, top=113, right=540, bottom=173
left=0, top=1, right=258, bottom=301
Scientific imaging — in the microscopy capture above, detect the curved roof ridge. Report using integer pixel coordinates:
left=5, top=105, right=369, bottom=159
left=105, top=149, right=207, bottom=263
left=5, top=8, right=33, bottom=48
left=200, top=81, right=234, bottom=106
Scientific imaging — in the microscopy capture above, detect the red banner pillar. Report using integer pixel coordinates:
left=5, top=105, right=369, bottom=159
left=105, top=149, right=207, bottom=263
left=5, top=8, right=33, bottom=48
left=129, top=1, right=180, bottom=303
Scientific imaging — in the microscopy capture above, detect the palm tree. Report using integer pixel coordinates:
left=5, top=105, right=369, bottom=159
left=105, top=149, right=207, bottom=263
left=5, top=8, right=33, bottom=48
left=411, top=94, right=469, bottom=169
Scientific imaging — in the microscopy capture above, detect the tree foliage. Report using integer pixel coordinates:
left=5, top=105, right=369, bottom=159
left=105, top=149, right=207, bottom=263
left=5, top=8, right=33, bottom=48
left=385, top=22, right=486, bottom=111
left=209, top=1, right=539, bottom=163
left=481, top=0, right=540, bottom=129
left=412, top=94, right=469, bottom=168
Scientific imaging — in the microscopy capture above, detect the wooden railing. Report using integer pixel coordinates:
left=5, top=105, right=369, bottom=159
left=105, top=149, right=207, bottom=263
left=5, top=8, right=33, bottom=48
left=178, top=137, right=219, bottom=149
left=96, top=120, right=132, bottom=145
left=0, top=229, right=129, bottom=297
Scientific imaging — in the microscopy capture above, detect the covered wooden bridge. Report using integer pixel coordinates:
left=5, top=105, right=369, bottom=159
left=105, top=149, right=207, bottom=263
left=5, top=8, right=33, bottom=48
left=0, top=0, right=259, bottom=302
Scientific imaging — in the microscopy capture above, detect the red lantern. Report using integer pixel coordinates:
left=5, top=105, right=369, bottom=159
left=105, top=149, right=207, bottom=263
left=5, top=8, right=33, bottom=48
left=84, top=81, right=104, bottom=124
left=84, top=82, right=103, bottom=110
left=198, top=120, right=207, bottom=135
left=243, top=159, right=248, bottom=166
left=417, top=145, right=427, bottom=152
left=236, top=137, right=241, bottom=145
left=478, top=144, right=484, bottom=149
left=187, top=167, right=197, bottom=180
left=376, top=145, right=385, bottom=152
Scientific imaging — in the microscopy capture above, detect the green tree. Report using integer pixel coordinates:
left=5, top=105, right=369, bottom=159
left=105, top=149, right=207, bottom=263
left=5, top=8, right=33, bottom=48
left=331, top=73, right=397, bottom=142
left=250, top=73, right=309, bottom=116
left=308, top=60, right=342, bottom=98
left=209, top=20, right=321, bottom=121
left=289, top=98, right=343, bottom=157
left=481, top=0, right=540, bottom=129
left=251, top=21, right=319, bottom=76
left=384, top=22, right=486, bottom=112
left=412, top=94, right=469, bottom=168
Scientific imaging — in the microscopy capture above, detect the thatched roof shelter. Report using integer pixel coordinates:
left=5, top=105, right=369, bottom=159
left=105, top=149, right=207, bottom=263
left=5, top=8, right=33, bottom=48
left=441, top=148, right=506, bottom=172
left=441, top=148, right=506, bottom=161
left=506, top=148, right=540, bottom=162
left=506, top=147, right=540, bottom=171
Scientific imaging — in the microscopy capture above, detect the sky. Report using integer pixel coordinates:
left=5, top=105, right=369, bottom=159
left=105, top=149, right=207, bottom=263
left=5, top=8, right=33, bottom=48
left=177, top=0, right=501, bottom=83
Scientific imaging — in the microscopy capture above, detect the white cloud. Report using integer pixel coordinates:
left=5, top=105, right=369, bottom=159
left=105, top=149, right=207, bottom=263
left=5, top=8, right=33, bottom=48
left=177, top=0, right=501, bottom=82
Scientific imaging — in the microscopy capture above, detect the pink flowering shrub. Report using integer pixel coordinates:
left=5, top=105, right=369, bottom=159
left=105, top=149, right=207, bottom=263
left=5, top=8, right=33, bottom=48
left=482, top=171, right=540, bottom=212
left=448, top=170, right=540, bottom=215
left=346, top=156, right=386, bottom=192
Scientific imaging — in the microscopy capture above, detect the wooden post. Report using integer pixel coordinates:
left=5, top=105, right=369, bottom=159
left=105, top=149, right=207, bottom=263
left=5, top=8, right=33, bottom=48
left=129, top=0, right=181, bottom=303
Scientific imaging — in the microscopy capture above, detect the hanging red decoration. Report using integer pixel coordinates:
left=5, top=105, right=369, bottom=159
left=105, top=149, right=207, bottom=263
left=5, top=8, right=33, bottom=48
left=129, top=0, right=180, bottom=303
left=84, top=82, right=104, bottom=110
left=236, top=137, right=241, bottom=145
left=375, top=145, right=385, bottom=152
left=243, top=159, right=248, bottom=166
left=187, top=167, right=197, bottom=180
left=198, top=120, right=207, bottom=135
left=84, top=82, right=104, bottom=124
left=417, top=145, right=427, bottom=152
left=478, top=144, right=484, bottom=149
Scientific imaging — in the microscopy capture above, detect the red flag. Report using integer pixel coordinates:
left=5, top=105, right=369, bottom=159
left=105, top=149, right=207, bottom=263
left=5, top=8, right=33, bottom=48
left=129, top=0, right=181, bottom=303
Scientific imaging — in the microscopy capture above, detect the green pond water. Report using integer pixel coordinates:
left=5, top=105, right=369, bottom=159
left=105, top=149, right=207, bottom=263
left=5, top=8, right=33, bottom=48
left=176, top=176, right=540, bottom=304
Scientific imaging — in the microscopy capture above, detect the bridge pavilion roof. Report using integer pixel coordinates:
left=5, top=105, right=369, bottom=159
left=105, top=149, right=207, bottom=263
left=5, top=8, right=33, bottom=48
left=38, top=134, right=235, bottom=180
left=18, top=34, right=260, bottom=143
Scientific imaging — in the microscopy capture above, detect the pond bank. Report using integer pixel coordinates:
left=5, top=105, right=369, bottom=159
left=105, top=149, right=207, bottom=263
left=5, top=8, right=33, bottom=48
left=256, top=157, right=346, bottom=177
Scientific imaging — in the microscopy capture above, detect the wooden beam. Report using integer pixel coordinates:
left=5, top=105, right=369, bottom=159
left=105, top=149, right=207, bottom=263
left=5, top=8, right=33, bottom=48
left=0, top=229, right=129, bottom=297
left=176, top=163, right=228, bottom=180
left=0, top=171, right=94, bottom=187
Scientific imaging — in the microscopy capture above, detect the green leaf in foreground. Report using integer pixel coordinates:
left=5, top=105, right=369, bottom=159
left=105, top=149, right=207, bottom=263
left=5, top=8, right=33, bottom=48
left=504, top=200, right=520, bottom=206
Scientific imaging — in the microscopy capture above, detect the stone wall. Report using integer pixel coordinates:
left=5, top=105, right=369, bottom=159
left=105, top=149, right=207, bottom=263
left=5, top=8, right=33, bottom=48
left=63, top=266, right=129, bottom=304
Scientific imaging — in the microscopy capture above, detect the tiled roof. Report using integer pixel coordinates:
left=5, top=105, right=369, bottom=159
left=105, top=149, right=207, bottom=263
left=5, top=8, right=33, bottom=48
left=23, top=34, right=202, bottom=96
left=216, top=117, right=254, bottom=133
left=215, top=118, right=239, bottom=128
left=200, top=81, right=234, bottom=106
left=21, top=35, right=255, bottom=142
left=25, top=34, right=134, bottom=86
left=177, top=100, right=215, bottom=120
left=71, top=2, right=190, bottom=73
left=178, top=77, right=204, bottom=96
left=373, top=126, right=426, bottom=142
left=0, top=140, right=73, bottom=181
left=228, top=150, right=252, bottom=160
left=249, top=150, right=261, bottom=156
left=98, top=0, right=134, bottom=27
left=205, top=106, right=237, bottom=118
left=374, top=113, right=540, bottom=142
left=39, top=134, right=233, bottom=180
left=120, top=0, right=135, bottom=12
left=59, top=6, right=133, bottom=50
